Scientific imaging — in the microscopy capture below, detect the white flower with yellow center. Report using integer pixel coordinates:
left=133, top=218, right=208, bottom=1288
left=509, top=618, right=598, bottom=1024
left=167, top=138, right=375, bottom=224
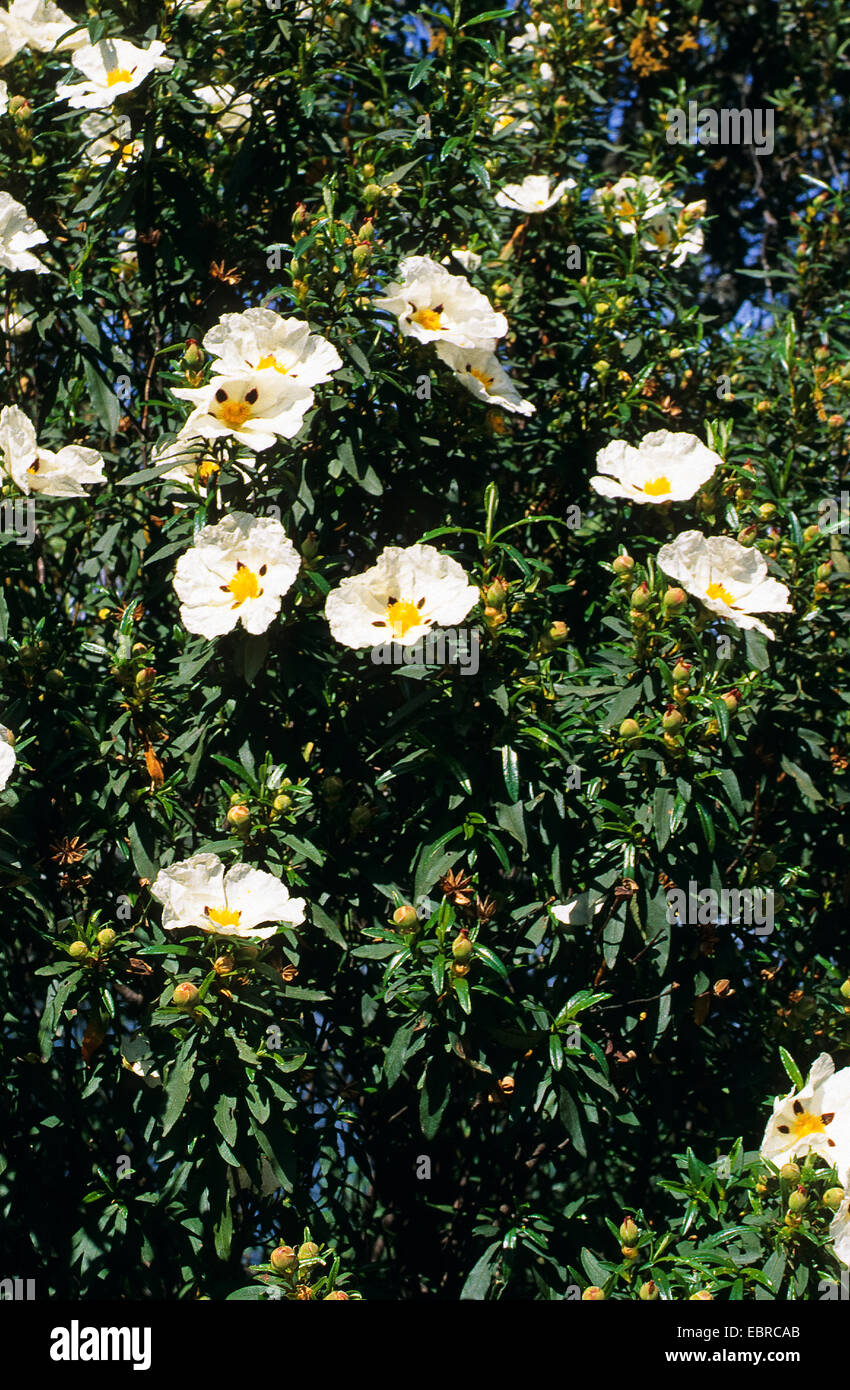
left=173, top=510, right=300, bottom=638
left=0, top=404, right=104, bottom=497
left=171, top=371, right=315, bottom=452
left=435, top=342, right=535, bottom=416
left=326, top=542, right=479, bottom=649
left=491, top=101, right=535, bottom=136
left=641, top=198, right=705, bottom=268
left=150, top=431, right=221, bottom=488
left=56, top=38, right=174, bottom=110
left=0, top=724, right=16, bottom=790
left=80, top=112, right=142, bottom=165
left=373, top=255, right=507, bottom=350
left=509, top=21, right=552, bottom=52
left=151, top=852, right=306, bottom=941
left=760, top=1053, right=850, bottom=1181
left=590, top=174, right=669, bottom=235
left=0, top=191, right=48, bottom=273
left=195, top=83, right=252, bottom=134
left=201, top=307, right=341, bottom=390
left=591, top=430, right=720, bottom=505
left=495, top=174, right=574, bottom=215
left=3, top=0, right=85, bottom=53
left=657, top=529, right=792, bottom=639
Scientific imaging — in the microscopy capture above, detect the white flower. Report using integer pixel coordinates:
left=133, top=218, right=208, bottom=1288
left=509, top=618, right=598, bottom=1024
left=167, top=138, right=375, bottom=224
left=830, top=1196, right=850, bottom=1266
left=434, top=343, right=535, bottom=416
left=591, top=174, right=670, bottom=235
left=491, top=100, right=535, bottom=136
left=1, top=309, right=32, bottom=336
left=173, top=510, right=300, bottom=638
left=657, top=529, right=792, bottom=639
left=495, top=174, right=574, bottom=215
left=150, top=431, right=220, bottom=487
left=641, top=199, right=705, bottom=268
left=0, top=725, right=16, bottom=790
left=195, top=83, right=252, bottom=134
left=0, top=80, right=7, bottom=114
left=591, top=430, right=720, bottom=505
left=509, top=21, right=552, bottom=52
left=171, top=371, right=315, bottom=452
left=326, top=543, right=479, bottom=649
left=201, top=307, right=341, bottom=389
left=0, top=404, right=104, bottom=497
left=5, top=0, right=86, bottom=54
left=551, top=892, right=604, bottom=927
left=151, top=851, right=306, bottom=940
left=0, top=191, right=48, bottom=273
left=539, top=62, right=554, bottom=83
left=120, top=1034, right=161, bottom=1087
left=373, top=255, right=507, bottom=350
left=80, top=112, right=142, bottom=165
left=760, top=1053, right=850, bottom=1182
left=56, top=38, right=174, bottom=110
left=115, top=230, right=137, bottom=276
left=449, top=248, right=482, bottom=273
left=0, top=18, right=27, bottom=66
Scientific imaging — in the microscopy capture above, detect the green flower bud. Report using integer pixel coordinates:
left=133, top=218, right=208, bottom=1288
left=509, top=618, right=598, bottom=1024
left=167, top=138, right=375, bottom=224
left=779, top=1162, right=801, bottom=1182
left=662, top=587, right=687, bottom=614
left=639, top=1280, right=658, bottom=1301
left=671, top=660, right=692, bottom=683
left=662, top=707, right=684, bottom=733
left=68, top=940, right=89, bottom=960
left=451, top=932, right=474, bottom=962
left=172, top=981, right=199, bottom=1009
left=213, top=954, right=235, bottom=976
left=619, top=718, right=641, bottom=742
left=619, top=1217, right=639, bottom=1246
left=630, top=582, right=652, bottom=610
left=612, top=554, right=634, bottom=577
left=392, top=904, right=418, bottom=931
left=582, top=1286, right=606, bottom=1300
left=787, top=1187, right=808, bottom=1213
left=270, top=1245, right=298, bottom=1273
left=96, top=928, right=116, bottom=948
left=823, top=1187, right=845, bottom=1210
left=227, top=803, right=252, bottom=827
left=273, top=793, right=292, bottom=813
left=298, top=1241, right=320, bottom=1262
left=839, top=979, right=850, bottom=1001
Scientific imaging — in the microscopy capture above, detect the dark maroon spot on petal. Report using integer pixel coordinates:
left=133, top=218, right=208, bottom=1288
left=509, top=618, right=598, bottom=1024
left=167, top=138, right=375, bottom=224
left=777, top=1125, right=790, bottom=1134
left=259, top=565, right=267, bottom=576
left=828, top=1138, right=836, bottom=1147
left=245, top=387, right=258, bottom=405
left=387, top=595, right=397, bottom=605
left=417, top=597, right=426, bottom=609
left=214, top=388, right=228, bottom=403
left=792, top=1100, right=803, bottom=1115
left=433, top=304, right=443, bottom=314
left=822, top=1113, right=835, bottom=1125
left=372, top=621, right=386, bottom=628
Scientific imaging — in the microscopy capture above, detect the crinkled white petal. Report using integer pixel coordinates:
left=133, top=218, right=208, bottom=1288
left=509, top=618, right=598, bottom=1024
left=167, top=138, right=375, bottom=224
left=373, top=255, right=507, bottom=350
left=173, top=510, right=301, bottom=638
left=435, top=342, right=535, bottom=416
left=0, top=191, right=48, bottom=273
left=326, top=542, right=478, bottom=649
